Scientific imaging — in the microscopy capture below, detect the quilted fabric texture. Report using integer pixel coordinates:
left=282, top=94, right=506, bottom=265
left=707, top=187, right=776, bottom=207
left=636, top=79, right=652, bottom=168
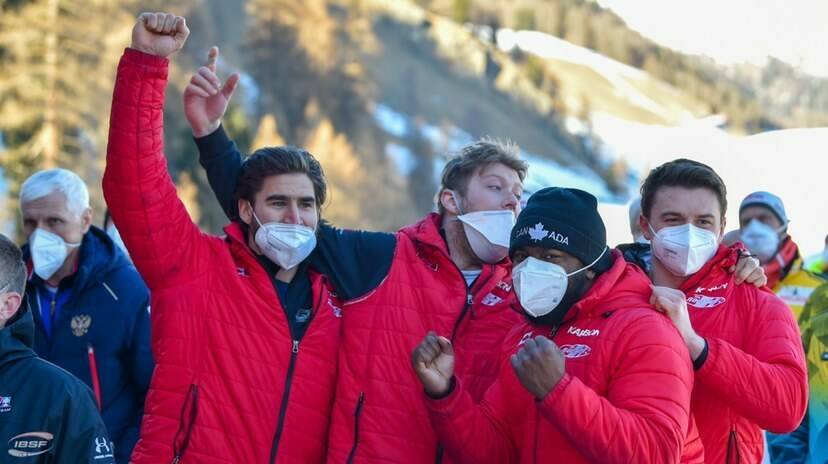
left=678, top=245, right=808, bottom=463
left=326, top=213, right=523, bottom=463
left=426, top=252, right=696, bottom=463
left=104, top=48, right=342, bottom=463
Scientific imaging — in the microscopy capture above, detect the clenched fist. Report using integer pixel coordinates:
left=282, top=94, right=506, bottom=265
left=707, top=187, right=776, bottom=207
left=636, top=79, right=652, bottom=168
left=412, top=332, right=455, bottom=398
left=650, top=285, right=706, bottom=360
left=130, top=12, right=189, bottom=58
left=511, top=335, right=565, bottom=399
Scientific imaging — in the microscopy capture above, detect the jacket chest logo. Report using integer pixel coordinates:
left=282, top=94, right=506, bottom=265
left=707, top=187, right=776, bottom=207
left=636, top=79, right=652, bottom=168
left=687, top=294, right=726, bottom=309
left=0, top=396, right=10, bottom=413
left=481, top=281, right=512, bottom=307
left=567, top=326, right=600, bottom=337
left=71, top=314, right=92, bottom=337
left=560, top=344, right=592, bottom=359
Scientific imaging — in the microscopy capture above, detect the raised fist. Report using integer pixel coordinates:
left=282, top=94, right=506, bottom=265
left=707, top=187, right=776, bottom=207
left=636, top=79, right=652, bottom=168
left=130, top=12, right=189, bottom=58
left=511, top=335, right=565, bottom=399
left=184, top=47, right=240, bottom=137
left=412, top=331, right=455, bottom=398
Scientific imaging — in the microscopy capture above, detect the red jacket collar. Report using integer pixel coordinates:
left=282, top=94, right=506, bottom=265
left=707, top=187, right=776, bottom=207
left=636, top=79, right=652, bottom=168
left=678, top=244, right=743, bottom=295
left=762, top=237, right=799, bottom=288
left=399, top=212, right=512, bottom=271
left=568, top=249, right=652, bottom=320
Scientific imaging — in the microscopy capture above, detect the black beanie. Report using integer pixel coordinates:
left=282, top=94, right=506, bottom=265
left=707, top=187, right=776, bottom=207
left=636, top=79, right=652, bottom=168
left=510, top=187, right=607, bottom=267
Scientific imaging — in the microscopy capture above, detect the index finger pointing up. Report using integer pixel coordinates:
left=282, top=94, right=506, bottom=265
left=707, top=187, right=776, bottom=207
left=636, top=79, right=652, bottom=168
left=206, top=46, right=219, bottom=72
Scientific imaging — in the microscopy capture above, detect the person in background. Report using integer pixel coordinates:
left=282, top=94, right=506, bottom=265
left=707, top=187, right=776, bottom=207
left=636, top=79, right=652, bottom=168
left=805, top=234, right=828, bottom=275
left=769, top=280, right=828, bottom=464
left=0, top=233, right=116, bottom=464
left=738, top=191, right=826, bottom=322
left=617, top=196, right=652, bottom=274
left=18, top=169, right=152, bottom=463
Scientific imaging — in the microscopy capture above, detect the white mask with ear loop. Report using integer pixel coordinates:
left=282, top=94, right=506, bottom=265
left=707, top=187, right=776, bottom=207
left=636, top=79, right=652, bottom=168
left=649, top=223, right=719, bottom=277
left=451, top=191, right=515, bottom=264
left=740, top=219, right=785, bottom=262
left=30, top=228, right=81, bottom=280
left=251, top=208, right=317, bottom=270
left=512, top=247, right=608, bottom=318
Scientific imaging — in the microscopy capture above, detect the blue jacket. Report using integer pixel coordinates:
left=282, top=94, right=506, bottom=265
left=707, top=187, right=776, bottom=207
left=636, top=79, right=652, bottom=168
left=0, top=305, right=116, bottom=463
left=22, top=226, right=153, bottom=463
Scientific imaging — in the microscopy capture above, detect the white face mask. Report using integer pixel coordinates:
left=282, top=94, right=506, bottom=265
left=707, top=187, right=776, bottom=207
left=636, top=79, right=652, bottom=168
left=30, top=228, right=81, bottom=280
left=634, top=234, right=650, bottom=245
left=512, top=248, right=607, bottom=318
left=452, top=192, right=515, bottom=264
left=650, top=223, right=719, bottom=277
left=252, top=211, right=316, bottom=270
left=740, top=219, right=783, bottom=262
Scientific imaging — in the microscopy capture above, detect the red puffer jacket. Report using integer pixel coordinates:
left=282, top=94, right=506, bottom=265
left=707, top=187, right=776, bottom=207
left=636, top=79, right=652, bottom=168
left=679, top=245, right=807, bottom=463
left=426, top=251, right=695, bottom=464
left=104, top=49, right=342, bottom=463
left=326, top=213, right=522, bottom=463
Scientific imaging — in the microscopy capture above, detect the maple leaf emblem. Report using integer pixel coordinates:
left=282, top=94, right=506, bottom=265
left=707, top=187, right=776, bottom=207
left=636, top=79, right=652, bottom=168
left=528, top=222, right=549, bottom=242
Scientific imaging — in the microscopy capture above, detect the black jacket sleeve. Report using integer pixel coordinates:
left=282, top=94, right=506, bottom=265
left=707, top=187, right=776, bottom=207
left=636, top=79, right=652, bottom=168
left=195, top=126, right=396, bottom=301
left=195, top=125, right=243, bottom=220
left=58, top=383, right=116, bottom=464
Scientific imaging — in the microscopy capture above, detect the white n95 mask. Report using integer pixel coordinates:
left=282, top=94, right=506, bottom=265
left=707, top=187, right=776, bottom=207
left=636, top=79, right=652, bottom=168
left=740, top=219, right=783, bottom=262
left=650, top=223, right=718, bottom=277
left=452, top=191, right=515, bottom=264
left=252, top=212, right=316, bottom=270
left=30, top=228, right=81, bottom=280
left=457, top=210, right=515, bottom=264
left=512, top=247, right=607, bottom=319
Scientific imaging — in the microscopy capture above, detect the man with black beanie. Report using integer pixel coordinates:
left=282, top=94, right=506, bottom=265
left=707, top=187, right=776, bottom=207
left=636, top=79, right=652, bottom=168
left=412, top=187, right=695, bottom=463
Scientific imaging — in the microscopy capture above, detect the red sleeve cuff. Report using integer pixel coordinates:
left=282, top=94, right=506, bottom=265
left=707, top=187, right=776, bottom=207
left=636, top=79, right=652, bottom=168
left=425, top=377, right=465, bottom=415
left=537, top=372, right=574, bottom=416
left=123, top=47, right=170, bottom=67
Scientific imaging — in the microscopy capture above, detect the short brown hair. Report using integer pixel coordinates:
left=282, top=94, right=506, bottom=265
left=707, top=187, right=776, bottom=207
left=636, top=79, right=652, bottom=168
left=235, top=146, right=327, bottom=208
left=0, top=234, right=26, bottom=295
left=640, top=158, right=727, bottom=219
left=438, top=139, right=528, bottom=214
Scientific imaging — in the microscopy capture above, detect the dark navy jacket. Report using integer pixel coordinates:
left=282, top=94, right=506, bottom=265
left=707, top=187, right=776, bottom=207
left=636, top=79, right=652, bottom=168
left=21, top=227, right=152, bottom=463
left=0, top=306, right=116, bottom=463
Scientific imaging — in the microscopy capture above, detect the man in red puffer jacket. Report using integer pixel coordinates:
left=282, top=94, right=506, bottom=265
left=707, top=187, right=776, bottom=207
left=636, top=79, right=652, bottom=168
left=104, top=13, right=342, bottom=463
left=414, top=187, right=695, bottom=463
left=636, top=159, right=808, bottom=463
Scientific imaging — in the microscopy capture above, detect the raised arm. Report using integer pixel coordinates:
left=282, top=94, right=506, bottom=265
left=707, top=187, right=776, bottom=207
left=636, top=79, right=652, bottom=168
left=103, top=13, right=207, bottom=291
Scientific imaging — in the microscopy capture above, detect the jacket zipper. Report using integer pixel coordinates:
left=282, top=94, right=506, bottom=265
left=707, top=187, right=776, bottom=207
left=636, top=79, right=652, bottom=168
left=346, top=392, right=366, bottom=464
left=269, top=339, right=301, bottom=463
left=171, top=384, right=199, bottom=464
left=449, top=268, right=495, bottom=342
left=265, top=264, right=326, bottom=463
left=726, top=426, right=741, bottom=464
left=450, top=292, right=474, bottom=341
left=87, top=344, right=103, bottom=411
left=533, top=409, right=541, bottom=464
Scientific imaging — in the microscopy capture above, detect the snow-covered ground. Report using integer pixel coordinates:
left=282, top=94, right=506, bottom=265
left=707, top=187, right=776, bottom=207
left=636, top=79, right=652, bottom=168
left=592, top=112, right=828, bottom=256
left=373, top=102, right=620, bottom=202
left=496, top=29, right=688, bottom=122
